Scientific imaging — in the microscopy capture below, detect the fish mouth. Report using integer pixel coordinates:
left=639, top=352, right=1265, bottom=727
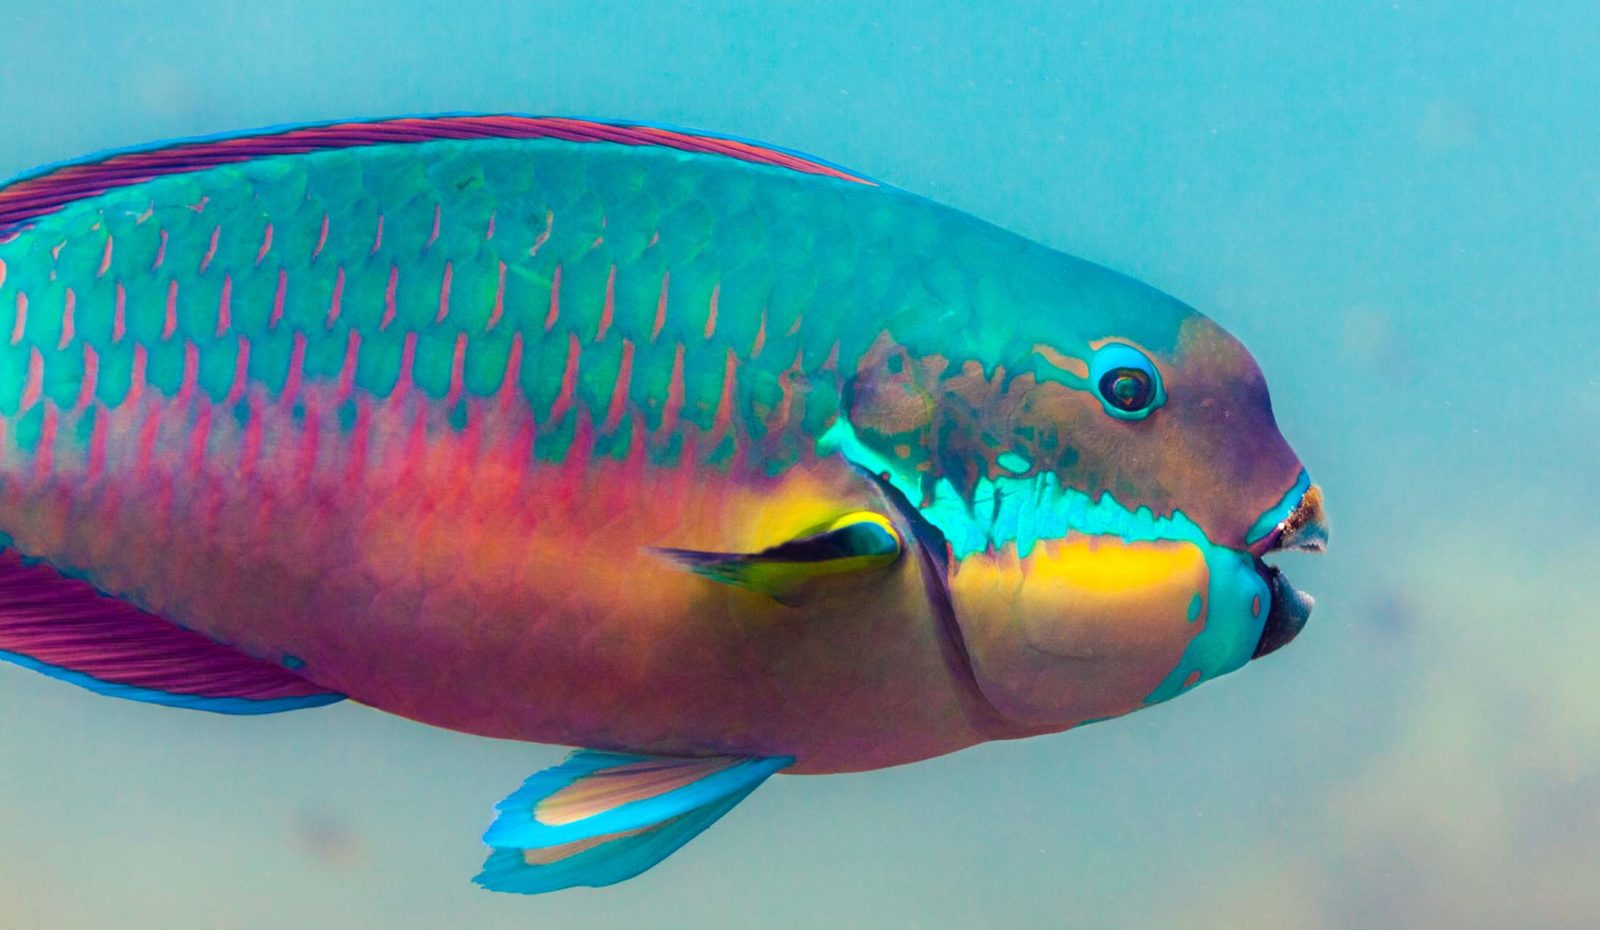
left=1250, top=484, right=1327, bottom=659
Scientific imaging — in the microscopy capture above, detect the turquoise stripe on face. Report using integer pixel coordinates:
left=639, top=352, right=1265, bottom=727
left=1245, top=469, right=1312, bottom=545
left=0, top=648, right=345, bottom=715
left=818, top=415, right=1274, bottom=698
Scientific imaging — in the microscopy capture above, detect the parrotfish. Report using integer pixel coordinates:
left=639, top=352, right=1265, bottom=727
left=0, top=115, right=1326, bottom=893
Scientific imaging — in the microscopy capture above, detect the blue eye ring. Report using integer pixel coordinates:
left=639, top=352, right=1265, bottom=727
left=1089, top=343, right=1166, bottom=420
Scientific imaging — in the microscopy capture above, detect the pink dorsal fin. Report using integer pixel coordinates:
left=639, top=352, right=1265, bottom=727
left=0, top=551, right=342, bottom=714
left=0, top=115, right=877, bottom=233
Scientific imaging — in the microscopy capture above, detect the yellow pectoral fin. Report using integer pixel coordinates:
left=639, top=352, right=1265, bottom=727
left=652, top=512, right=903, bottom=603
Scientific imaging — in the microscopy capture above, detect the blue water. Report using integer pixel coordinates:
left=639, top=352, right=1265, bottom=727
left=1, top=2, right=1597, bottom=927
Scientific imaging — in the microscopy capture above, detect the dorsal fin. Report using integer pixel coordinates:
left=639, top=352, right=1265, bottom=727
left=0, top=115, right=877, bottom=235
left=0, top=551, right=343, bottom=714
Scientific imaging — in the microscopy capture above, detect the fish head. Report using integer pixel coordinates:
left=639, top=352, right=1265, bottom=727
left=832, top=258, right=1325, bottom=730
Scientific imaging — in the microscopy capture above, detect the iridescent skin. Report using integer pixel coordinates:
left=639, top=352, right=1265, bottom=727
left=0, top=123, right=1310, bottom=773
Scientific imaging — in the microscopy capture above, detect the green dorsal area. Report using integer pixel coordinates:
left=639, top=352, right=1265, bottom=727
left=0, top=130, right=1185, bottom=484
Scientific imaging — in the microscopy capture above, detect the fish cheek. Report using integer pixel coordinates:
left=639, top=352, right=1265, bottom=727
left=950, top=536, right=1209, bottom=727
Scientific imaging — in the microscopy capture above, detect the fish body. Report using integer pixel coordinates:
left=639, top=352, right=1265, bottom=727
left=0, top=116, right=1325, bottom=890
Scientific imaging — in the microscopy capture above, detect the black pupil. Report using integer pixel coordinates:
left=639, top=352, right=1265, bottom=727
left=1098, top=368, right=1152, bottom=411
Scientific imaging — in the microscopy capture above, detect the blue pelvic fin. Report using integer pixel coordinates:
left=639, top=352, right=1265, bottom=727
left=474, top=750, right=791, bottom=894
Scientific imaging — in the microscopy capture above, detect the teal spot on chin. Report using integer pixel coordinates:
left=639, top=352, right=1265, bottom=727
left=283, top=655, right=306, bottom=670
left=1187, top=592, right=1202, bottom=622
left=996, top=451, right=1031, bottom=473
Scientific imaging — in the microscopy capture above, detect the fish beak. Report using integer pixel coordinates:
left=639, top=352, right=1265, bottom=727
left=1250, top=483, right=1327, bottom=659
left=1253, top=565, right=1314, bottom=658
left=1272, top=484, right=1328, bottom=554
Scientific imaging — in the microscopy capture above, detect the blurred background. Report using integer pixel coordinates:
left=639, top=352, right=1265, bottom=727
left=1, top=1, right=1596, bottom=927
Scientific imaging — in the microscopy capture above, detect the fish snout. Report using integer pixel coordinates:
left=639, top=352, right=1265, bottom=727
left=1273, top=483, right=1328, bottom=553
left=1250, top=483, right=1326, bottom=659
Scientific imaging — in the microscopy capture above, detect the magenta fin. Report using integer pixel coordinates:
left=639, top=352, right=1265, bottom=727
left=0, top=115, right=877, bottom=234
left=0, top=551, right=342, bottom=714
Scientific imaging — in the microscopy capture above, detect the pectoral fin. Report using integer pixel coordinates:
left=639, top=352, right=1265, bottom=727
left=652, top=512, right=902, bottom=601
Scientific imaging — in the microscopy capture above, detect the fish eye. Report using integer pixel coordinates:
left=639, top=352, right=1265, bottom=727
left=1100, top=368, right=1152, bottom=410
left=1090, top=343, right=1166, bottom=420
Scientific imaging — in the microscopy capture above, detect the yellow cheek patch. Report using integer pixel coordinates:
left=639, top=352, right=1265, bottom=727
left=949, top=534, right=1213, bottom=725
left=1025, top=534, right=1206, bottom=598
left=1015, top=535, right=1209, bottom=658
left=955, top=534, right=1209, bottom=660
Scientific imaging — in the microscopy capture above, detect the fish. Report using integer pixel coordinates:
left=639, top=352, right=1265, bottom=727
left=0, top=115, right=1327, bottom=894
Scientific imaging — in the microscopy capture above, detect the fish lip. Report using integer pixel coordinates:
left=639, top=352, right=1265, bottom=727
left=1250, top=483, right=1325, bottom=658
left=1250, top=483, right=1329, bottom=557
left=1251, top=558, right=1315, bottom=658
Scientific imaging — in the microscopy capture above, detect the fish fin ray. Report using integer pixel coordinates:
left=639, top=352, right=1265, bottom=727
left=475, top=749, right=789, bottom=894
left=0, top=114, right=875, bottom=234
left=0, top=550, right=343, bottom=714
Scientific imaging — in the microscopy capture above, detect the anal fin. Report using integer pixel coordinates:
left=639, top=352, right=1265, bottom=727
left=0, top=550, right=343, bottom=714
left=475, top=750, right=790, bottom=894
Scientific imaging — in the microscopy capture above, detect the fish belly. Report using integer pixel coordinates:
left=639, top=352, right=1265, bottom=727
left=0, top=388, right=983, bottom=770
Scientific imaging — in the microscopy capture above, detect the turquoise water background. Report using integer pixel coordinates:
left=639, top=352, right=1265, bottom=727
left=1, top=2, right=1596, bottom=927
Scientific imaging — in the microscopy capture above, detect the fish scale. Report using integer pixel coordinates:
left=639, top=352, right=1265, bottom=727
left=0, top=140, right=910, bottom=483
left=0, top=116, right=1322, bottom=894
